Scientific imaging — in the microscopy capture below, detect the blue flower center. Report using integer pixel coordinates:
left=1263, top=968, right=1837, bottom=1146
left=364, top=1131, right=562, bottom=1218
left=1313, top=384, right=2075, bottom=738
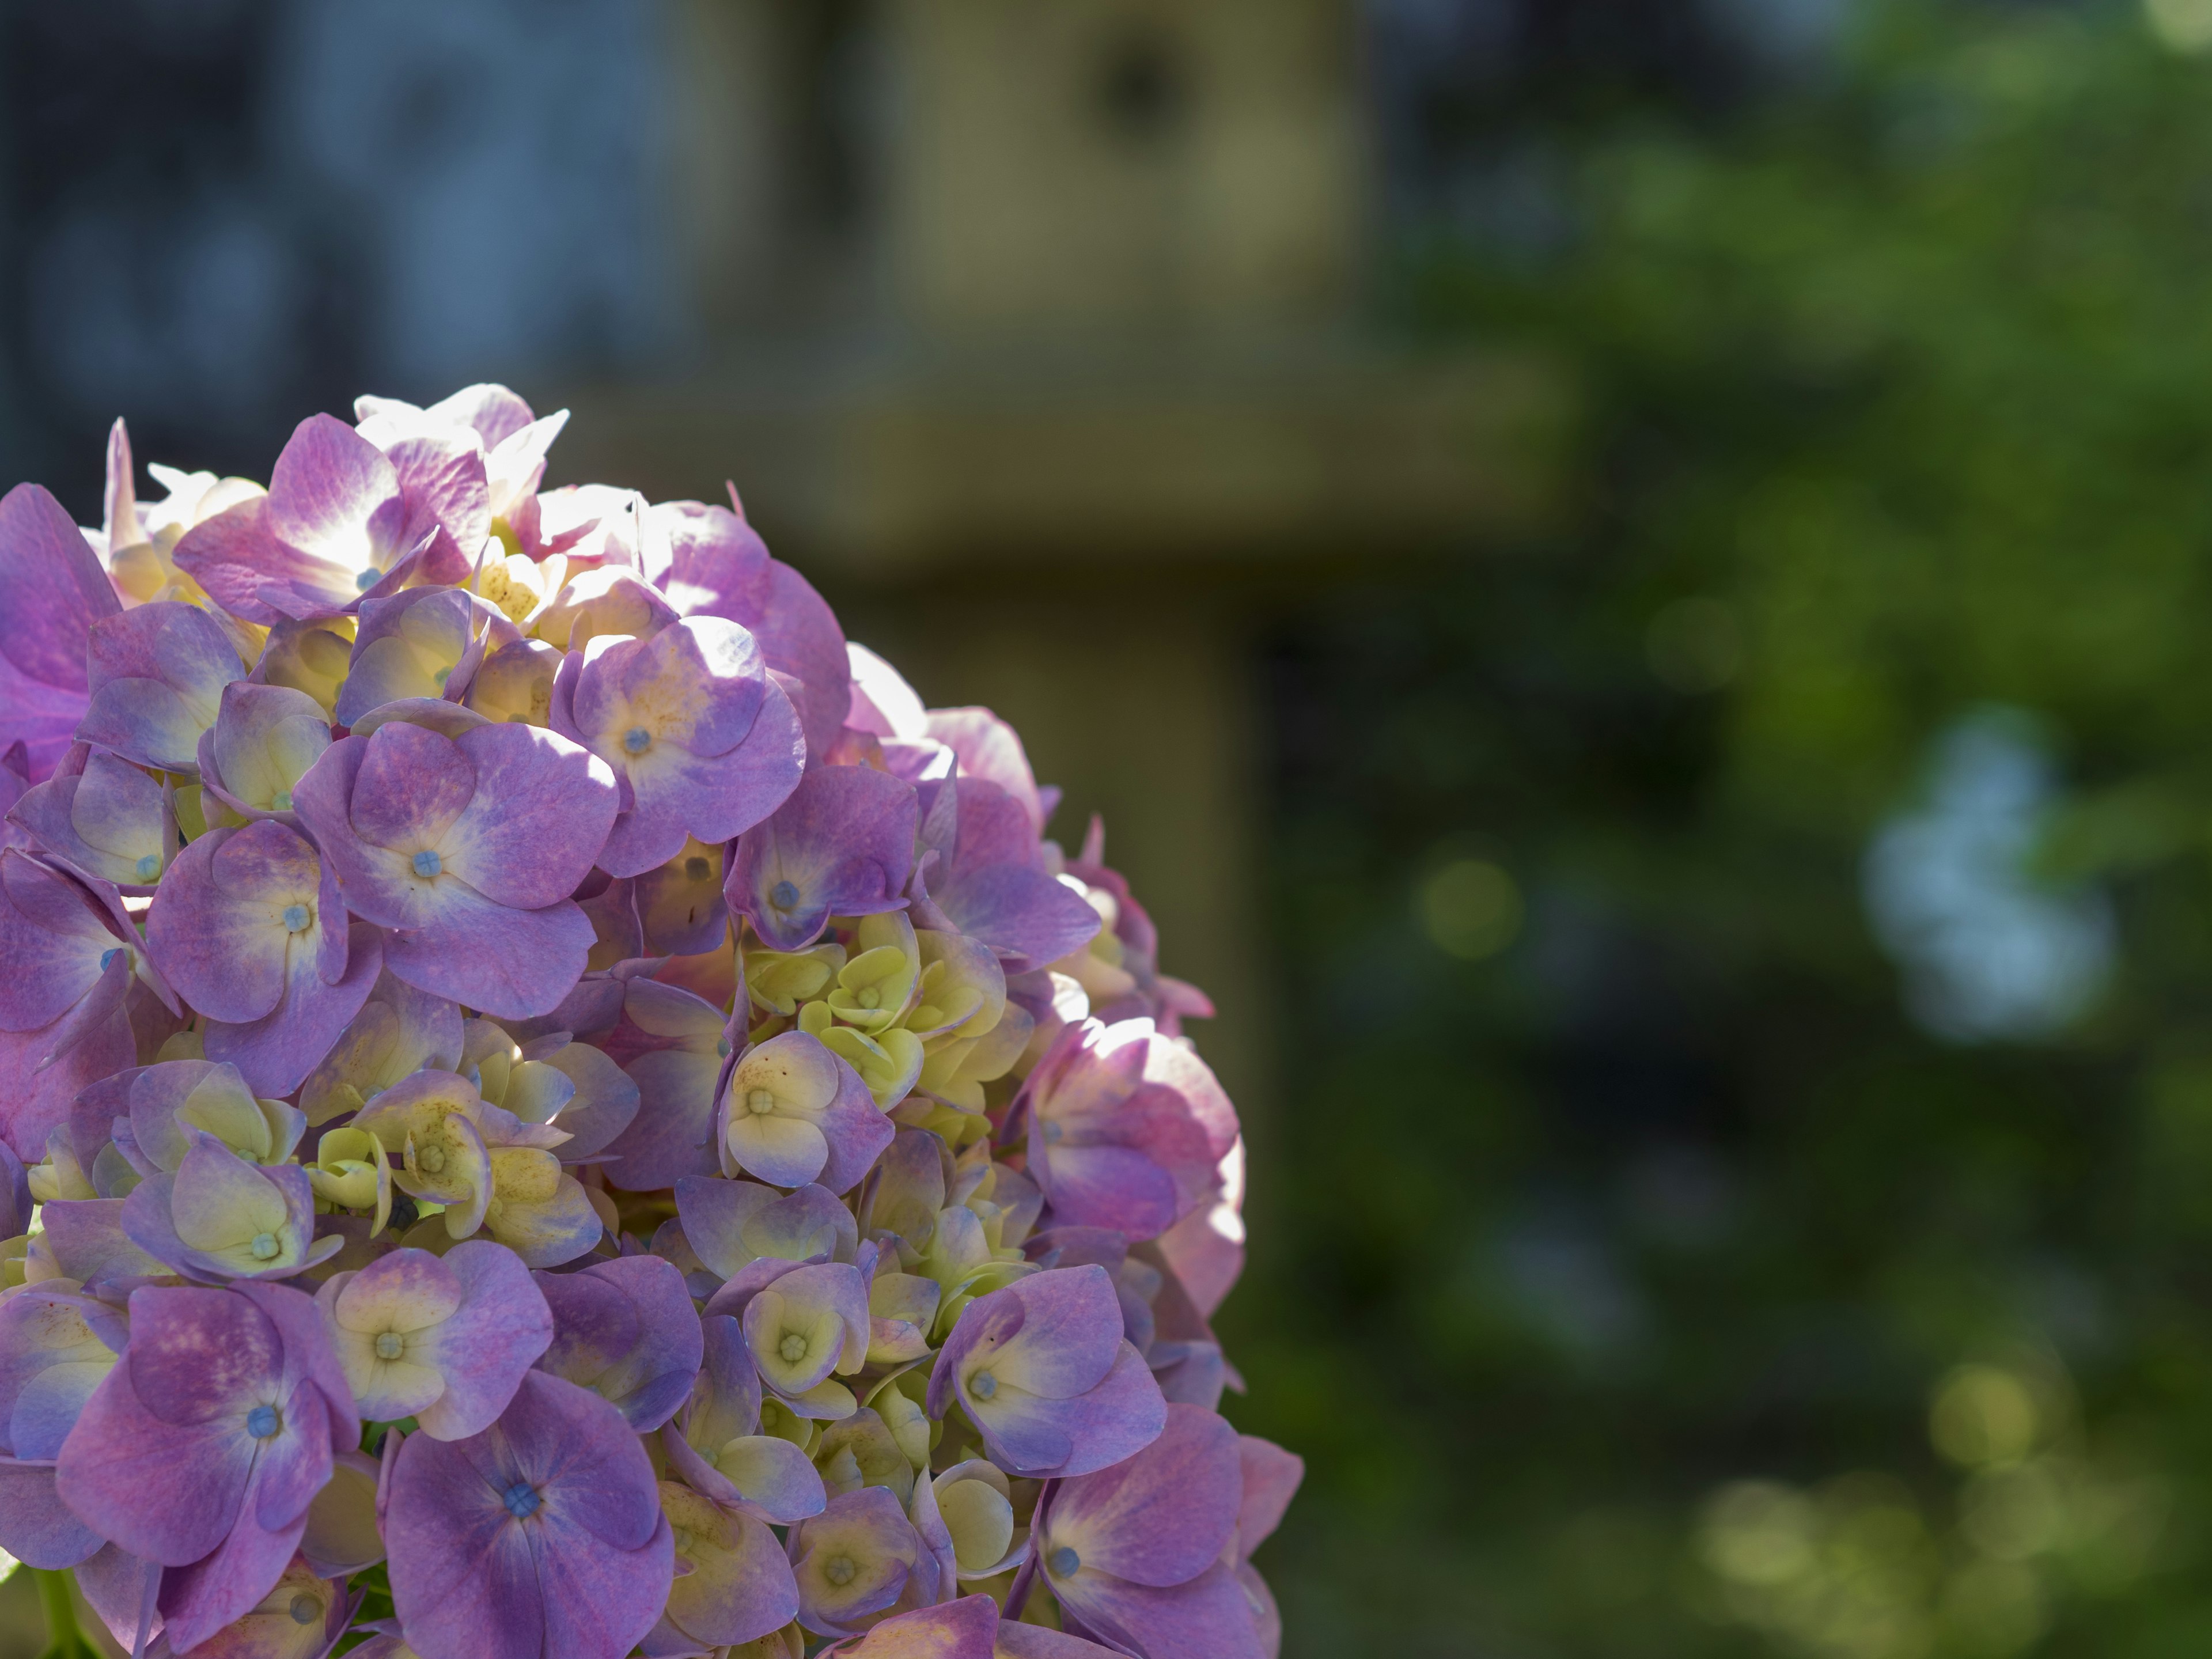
left=355, top=568, right=380, bottom=592
left=969, top=1370, right=998, bottom=1400
left=1050, top=1547, right=1080, bottom=1577
left=503, top=1481, right=542, bottom=1520
left=623, top=726, right=652, bottom=754
left=770, top=880, right=799, bottom=910
left=249, top=1232, right=281, bottom=1260
left=288, top=1594, right=319, bottom=1626
left=412, top=850, right=442, bottom=879
left=99, top=948, right=121, bottom=971
left=247, top=1405, right=281, bottom=1439
left=135, top=854, right=160, bottom=881
left=282, top=904, right=310, bottom=933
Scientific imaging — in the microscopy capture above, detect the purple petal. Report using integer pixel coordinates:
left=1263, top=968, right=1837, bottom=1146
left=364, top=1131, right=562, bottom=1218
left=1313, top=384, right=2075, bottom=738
left=535, top=1255, right=704, bottom=1433
left=387, top=1370, right=672, bottom=1659
left=299, top=969, right=464, bottom=1127
left=990, top=1619, right=1128, bottom=1658
left=1037, top=1403, right=1241, bottom=1588
left=414, top=1241, right=557, bottom=1439
left=650, top=499, right=850, bottom=754
left=336, top=586, right=504, bottom=728
left=789, top=1486, right=919, bottom=1638
left=379, top=888, right=597, bottom=1021
left=439, top=721, right=617, bottom=908
left=205, top=920, right=382, bottom=1098
left=7, top=751, right=173, bottom=888
left=347, top=722, right=476, bottom=854
left=726, top=766, right=916, bottom=951
left=0, top=1459, right=103, bottom=1569
left=200, top=681, right=332, bottom=819
left=525, top=1035, right=639, bottom=1161
left=0, top=1009, right=134, bottom=1167
left=661, top=1482, right=801, bottom=1647
left=146, top=820, right=327, bottom=1024
left=154, top=1505, right=311, bottom=1653
left=1022, top=1020, right=1240, bottom=1243
left=0, top=846, right=130, bottom=1032
left=0, top=483, right=119, bottom=779
left=34, top=1198, right=166, bottom=1294
left=78, top=601, right=244, bottom=772
left=927, top=861, right=1099, bottom=978
left=265, top=414, right=407, bottom=594
left=923, top=710, right=1045, bottom=835
left=1235, top=1438, right=1304, bottom=1563
left=1052, top=1560, right=1264, bottom=1659
left=384, top=429, right=491, bottom=569
left=961, top=1267, right=1123, bottom=1401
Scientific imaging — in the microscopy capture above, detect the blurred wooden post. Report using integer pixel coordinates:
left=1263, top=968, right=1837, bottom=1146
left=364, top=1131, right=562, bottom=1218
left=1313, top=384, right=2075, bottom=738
left=559, top=0, right=1570, bottom=1119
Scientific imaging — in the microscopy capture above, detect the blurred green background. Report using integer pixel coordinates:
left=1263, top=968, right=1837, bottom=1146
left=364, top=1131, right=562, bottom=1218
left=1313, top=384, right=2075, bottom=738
left=1226, top=5, right=2212, bottom=1653
left=19, top=1, right=2212, bottom=1655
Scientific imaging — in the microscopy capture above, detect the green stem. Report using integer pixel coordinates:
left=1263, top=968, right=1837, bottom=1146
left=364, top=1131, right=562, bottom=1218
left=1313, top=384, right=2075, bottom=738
left=31, top=1567, right=90, bottom=1658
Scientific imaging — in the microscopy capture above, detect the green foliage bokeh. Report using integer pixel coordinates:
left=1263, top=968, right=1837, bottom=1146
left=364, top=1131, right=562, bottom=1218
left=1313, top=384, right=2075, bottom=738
left=1226, top=5, right=2212, bottom=1654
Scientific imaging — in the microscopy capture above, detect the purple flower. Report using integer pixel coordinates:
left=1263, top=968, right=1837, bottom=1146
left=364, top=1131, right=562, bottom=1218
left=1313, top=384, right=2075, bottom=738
left=1020, top=1018, right=1240, bottom=1242
left=0, top=1283, right=122, bottom=1570
left=725, top=764, right=916, bottom=952
left=146, top=819, right=382, bottom=1096
left=114, top=1059, right=306, bottom=1176
left=0, top=483, right=122, bottom=781
left=7, top=748, right=177, bottom=891
left=175, top=414, right=479, bottom=622
left=385, top=1370, right=672, bottom=1659
left=1230, top=1435, right=1302, bottom=1658
left=298, top=968, right=463, bottom=1127
left=719, top=1032, right=895, bottom=1195
left=740, top=1261, right=870, bottom=1419
left=647, top=1477, right=805, bottom=1654
left=532, top=1254, right=704, bottom=1433
left=677, top=1176, right=859, bottom=1292
left=911, top=778, right=1097, bottom=975
left=597, top=978, right=734, bottom=1191
left=787, top=1486, right=926, bottom=1639
left=293, top=714, right=618, bottom=1018
left=77, top=599, right=245, bottom=774
left=993, top=1617, right=1127, bottom=1658
left=0, top=849, right=167, bottom=1161
left=335, top=586, right=514, bottom=728
left=551, top=616, right=805, bottom=877
left=316, top=1243, right=552, bottom=1440
left=660, top=1315, right=827, bottom=1524
left=54, top=1281, right=359, bottom=1652
left=923, top=708, right=1048, bottom=838
left=927, top=1266, right=1164, bottom=1480
left=1029, top=1404, right=1260, bottom=1659
left=196, top=683, right=334, bottom=822
left=121, top=1130, right=340, bottom=1283
left=647, top=497, right=851, bottom=755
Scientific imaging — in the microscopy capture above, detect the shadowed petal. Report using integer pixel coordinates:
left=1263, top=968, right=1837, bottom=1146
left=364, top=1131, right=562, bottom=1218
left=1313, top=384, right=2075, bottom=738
left=726, top=767, right=916, bottom=951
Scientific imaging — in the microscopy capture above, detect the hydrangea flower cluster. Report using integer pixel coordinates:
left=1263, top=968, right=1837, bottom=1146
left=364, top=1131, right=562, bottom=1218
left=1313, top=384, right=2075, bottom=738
left=0, top=387, right=1297, bottom=1659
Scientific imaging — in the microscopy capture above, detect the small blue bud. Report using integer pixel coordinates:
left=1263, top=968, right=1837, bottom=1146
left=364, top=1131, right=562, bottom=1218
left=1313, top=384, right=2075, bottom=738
left=412, top=850, right=442, bottom=879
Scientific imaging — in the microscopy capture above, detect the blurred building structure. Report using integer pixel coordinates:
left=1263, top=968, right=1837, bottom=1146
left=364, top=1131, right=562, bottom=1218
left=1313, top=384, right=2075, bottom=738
left=556, top=0, right=1569, bottom=1116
